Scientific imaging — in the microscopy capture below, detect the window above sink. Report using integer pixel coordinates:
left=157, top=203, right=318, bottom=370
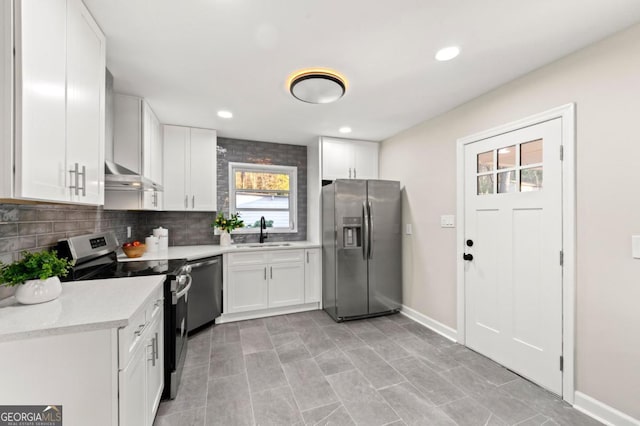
left=229, top=162, right=298, bottom=234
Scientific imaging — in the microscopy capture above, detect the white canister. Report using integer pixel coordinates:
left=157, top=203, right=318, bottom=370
left=145, top=235, right=159, bottom=252
left=153, top=227, right=169, bottom=251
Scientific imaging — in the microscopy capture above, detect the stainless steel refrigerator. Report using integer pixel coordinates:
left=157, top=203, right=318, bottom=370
left=322, top=179, right=402, bottom=321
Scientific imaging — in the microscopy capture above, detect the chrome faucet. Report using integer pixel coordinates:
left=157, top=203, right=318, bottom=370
left=259, top=216, right=268, bottom=243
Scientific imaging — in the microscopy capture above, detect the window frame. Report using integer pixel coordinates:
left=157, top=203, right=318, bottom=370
left=228, top=162, right=298, bottom=234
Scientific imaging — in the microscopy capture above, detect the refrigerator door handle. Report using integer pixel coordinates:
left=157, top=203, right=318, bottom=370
left=368, top=201, right=374, bottom=259
left=362, top=201, right=369, bottom=260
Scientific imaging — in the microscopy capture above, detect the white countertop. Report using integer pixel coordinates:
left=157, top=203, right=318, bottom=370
left=0, top=275, right=165, bottom=342
left=117, top=241, right=320, bottom=262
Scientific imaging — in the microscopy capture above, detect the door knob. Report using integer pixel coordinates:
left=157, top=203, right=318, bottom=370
left=463, top=253, right=474, bottom=261
left=466, top=239, right=474, bottom=247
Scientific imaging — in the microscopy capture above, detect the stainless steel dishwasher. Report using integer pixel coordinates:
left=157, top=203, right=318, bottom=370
left=186, top=256, right=223, bottom=333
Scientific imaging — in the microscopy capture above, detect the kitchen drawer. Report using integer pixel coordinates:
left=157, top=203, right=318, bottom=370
left=148, top=286, right=163, bottom=320
left=119, top=286, right=163, bottom=369
left=227, top=251, right=268, bottom=266
left=119, top=306, right=147, bottom=369
left=268, top=249, right=304, bottom=264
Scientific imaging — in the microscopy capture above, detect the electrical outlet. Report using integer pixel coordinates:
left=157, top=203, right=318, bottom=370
left=440, top=215, right=455, bottom=228
left=127, top=226, right=132, bottom=238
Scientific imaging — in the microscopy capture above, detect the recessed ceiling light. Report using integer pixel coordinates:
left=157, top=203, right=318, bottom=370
left=217, top=110, right=233, bottom=119
left=339, top=126, right=352, bottom=134
left=435, top=46, right=460, bottom=62
left=287, top=68, right=348, bottom=104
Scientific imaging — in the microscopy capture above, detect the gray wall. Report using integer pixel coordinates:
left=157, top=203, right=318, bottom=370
left=217, top=137, right=307, bottom=243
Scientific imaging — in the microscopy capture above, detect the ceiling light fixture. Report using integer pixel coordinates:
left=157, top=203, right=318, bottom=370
left=217, top=110, right=233, bottom=119
left=339, top=126, right=352, bottom=134
left=287, top=68, right=348, bottom=104
left=435, top=46, right=460, bottom=62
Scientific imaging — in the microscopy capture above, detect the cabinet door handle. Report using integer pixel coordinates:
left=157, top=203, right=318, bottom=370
left=184, top=195, right=188, bottom=209
left=192, top=195, right=195, bottom=209
left=148, top=337, right=156, bottom=366
left=270, top=266, right=273, bottom=279
left=134, top=323, right=145, bottom=336
left=80, top=165, right=86, bottom=196
left=348, top=167, right=352, bottom=179
left=264, top=267, right=267, bottom=280
left=69, top=163, right=79, bottom=195
left=154, top=332, right=159, bottom=360
left=306, top=252, right=309, bottom=263
left=354, top=168, right=357, bottom=179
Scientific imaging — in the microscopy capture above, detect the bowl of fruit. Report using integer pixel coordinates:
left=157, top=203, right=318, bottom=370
left=122, top=241, right=146, bottom=258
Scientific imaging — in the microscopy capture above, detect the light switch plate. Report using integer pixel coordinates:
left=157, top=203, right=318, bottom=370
left=441, top=215, right=455, bottom=228
left=406, top=224, right=412, bottom=235
left=632, top=235, right=640, bottom=258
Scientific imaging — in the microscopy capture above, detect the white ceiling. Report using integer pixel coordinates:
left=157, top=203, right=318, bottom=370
left=84, top=0, right=640, bottom=146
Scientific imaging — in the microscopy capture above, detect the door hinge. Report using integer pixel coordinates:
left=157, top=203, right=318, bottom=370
left=560, top=250, right=564, bottom=266
left=560, top=145, right=564, bottom=161
left=560, top=355, right=564, bottom=371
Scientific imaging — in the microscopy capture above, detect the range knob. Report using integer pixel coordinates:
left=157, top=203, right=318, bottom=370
left=183, top=265, right=192, bottom=274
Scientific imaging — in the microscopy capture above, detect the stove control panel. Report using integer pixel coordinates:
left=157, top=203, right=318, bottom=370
left=90, top=236, right=107, bottom=249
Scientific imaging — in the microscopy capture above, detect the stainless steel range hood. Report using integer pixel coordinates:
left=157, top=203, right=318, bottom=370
left=104, top=161, right=164, bottom=191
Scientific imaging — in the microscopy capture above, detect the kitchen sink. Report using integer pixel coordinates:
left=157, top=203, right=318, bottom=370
left=237, top=243, right=292, bottom=249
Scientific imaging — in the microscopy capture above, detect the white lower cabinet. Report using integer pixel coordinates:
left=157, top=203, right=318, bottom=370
left=0, top=285, right=164, bottom=426
left=304, top=248, right=321, bottom=303
left=227, top=264, right=269, bottom=313
left=119, top=340, right=146, bottom=426
left=269, top=262, right=305, bottom=308
left=227, top=249, right=305, bottom=314
left=226, top=248, right=319, bottom=316
left=146, top=312, right=164, bottom=422
left=119, top=292, right=164, bottom=426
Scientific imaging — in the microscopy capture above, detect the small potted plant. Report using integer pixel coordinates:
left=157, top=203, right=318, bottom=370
left=0, top=250, right=71, bottom=304
left=212, top=212, right=245, bottom=246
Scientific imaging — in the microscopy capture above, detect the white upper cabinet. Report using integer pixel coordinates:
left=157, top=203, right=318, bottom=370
left=321, top=137, right=379, bottom=180
left=163, top=125, right=217, bottom=211
left=321, top=138, right=351, bottom=181
left=66, top=0, right=105, bottom=205
left=105, top=95, right=163, bottom=210
left=189, top=127, right=217, bottom=211
left=3, top=0, right=105, bottom=204
left=162, top=125, right=188, bottom=211
left=15, top=0, right=68, bottom=202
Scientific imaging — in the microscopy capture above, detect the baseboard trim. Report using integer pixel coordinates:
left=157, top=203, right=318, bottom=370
left=400, top=305, right=458, bottom=342
left=216, top=303, right=320, bottom=324
left=574, top=391, right=640, bottom=426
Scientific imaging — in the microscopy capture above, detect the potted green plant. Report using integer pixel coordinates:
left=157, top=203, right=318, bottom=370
left=0, top=250, right=71, bottom=304
left=212, top=212, right=245, bottom=246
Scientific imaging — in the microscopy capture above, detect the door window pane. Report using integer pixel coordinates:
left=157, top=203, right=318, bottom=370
left=520, top=167, right=543, bottom=192
left=477, top=175, right=494, bottom=195
left=498, top=171, right=517, bottom=193
left=521, top=139, right=543, bottom=166
left=477, top=151, right=494, bottom=173
left=497, top=146, right=516, bottom=169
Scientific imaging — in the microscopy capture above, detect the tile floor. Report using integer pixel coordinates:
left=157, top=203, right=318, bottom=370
left=153, top=310, right=601, bottom=426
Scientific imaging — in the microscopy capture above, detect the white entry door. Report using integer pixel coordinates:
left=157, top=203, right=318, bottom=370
left=463, top=118, right=563, bottom=395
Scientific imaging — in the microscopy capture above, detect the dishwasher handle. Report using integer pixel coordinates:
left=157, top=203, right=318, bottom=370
left=187, top=258, right=220, bottom=269
left=173, top=275, right=192, bottom=305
